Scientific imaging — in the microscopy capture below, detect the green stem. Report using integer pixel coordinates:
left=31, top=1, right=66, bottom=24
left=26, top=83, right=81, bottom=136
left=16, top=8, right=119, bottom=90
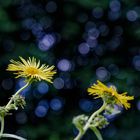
left=84, top=102, right=107, bottom=131
left=5, top=81, right=30, bottom=109
left=91, top=127, right=103, bottom=140
left=0, top=81, right=30, bottom=139
left=74, top=132, right=83, bottom=140
left=1, top=133, right=27, bottom=140
left=74, top=102, right=107, bottom=140
left=0, top=116, right=4, bottom=137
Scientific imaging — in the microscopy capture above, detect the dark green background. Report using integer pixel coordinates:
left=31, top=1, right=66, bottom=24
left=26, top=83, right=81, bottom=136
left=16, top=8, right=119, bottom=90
left=0, top=0, right=140, bottom=140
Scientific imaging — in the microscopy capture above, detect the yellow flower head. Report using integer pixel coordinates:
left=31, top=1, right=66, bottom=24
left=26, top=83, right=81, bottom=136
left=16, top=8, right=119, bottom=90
left=87, top=80, right=134, bottom=109
left=7, top=57, right=56, bottom=83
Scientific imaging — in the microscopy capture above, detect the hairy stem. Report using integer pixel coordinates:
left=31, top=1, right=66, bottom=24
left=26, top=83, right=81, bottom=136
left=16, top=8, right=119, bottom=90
left=74, top=132, right=83, bottom=140
left=0, top=116, right=4, bottom=137
left=1, top=133, right=27, bottom=140
left=84, top=102, right=107, bottom=131
left=5, top=81, right=30, bottom=108
left=74, top=102, right=107, bottom=140
left=0, top=81, right=30, bottom=138
left=91, top=127, right=103, bottom=140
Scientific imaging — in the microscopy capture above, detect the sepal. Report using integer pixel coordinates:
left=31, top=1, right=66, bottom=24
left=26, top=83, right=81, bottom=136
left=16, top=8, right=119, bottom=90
left=73, top=115, right=88, bottom=133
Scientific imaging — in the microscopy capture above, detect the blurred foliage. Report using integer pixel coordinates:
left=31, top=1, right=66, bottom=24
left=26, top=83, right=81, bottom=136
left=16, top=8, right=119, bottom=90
left=71, top=0, right=110, bottom=9
left=0, top=0, right=140, bottom=140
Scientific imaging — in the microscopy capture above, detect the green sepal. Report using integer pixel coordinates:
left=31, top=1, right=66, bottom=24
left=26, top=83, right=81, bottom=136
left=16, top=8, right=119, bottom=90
left=104, top=104, right=121, bottom=115
left=91, top=115, right=109, bottom=129
left=12, top=95, right=26, bottom=109
left=0, top=106, right=10, bottom=117
left=73, top=115, right=88, bottom=133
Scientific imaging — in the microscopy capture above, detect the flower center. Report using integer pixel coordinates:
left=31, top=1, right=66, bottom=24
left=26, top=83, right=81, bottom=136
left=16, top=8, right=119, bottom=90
left=26, top=67, right=39, bottom=75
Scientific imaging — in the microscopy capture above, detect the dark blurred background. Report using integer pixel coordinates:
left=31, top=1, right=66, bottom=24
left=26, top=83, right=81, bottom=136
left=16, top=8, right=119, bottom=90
left=0, top=0, right=140, bottom=140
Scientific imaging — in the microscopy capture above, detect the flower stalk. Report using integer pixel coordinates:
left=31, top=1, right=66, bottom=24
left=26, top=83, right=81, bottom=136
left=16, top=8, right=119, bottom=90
left=84, top=102, right=107, bottom=131
left=73, top=80, right=134, bottom=140
left=74, top=102, right=107, bottom=140
left=0, top=82, right=30, bottom=139
left=0, top=116, right=4, bottom=136
left=5, top=81, right=30, bottom=109
left=0, top=57, right=56, bottom=140
left=90, top=127, right=103, bottom=140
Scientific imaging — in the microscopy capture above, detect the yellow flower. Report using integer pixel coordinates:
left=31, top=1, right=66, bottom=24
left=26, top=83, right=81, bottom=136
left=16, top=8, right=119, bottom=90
left=7, top=57, right=56, bottom=83
left=87, top=80, right=134, bottom=109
